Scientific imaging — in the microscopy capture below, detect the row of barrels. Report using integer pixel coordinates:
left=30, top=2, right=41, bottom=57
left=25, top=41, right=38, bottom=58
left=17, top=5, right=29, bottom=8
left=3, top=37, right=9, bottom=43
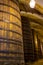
left=21, top=16, right=43, bottom=63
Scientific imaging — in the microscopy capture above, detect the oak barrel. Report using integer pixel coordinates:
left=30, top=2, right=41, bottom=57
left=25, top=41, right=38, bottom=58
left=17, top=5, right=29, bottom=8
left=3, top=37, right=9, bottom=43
left=21, top=16, right=34, bottom=63
left=0, top=0, right=24, bottom=64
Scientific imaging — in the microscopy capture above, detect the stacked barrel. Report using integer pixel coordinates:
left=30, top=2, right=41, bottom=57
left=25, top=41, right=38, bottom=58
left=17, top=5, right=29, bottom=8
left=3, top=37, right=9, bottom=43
left=0, top=0, right=24, bottom=64
left=21, top=17, right=34, bottom=63
left=32, top=29, right=42, bottom=60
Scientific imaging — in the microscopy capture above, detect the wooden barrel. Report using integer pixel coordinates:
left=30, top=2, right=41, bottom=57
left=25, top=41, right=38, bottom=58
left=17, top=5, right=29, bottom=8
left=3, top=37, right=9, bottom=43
left=32, top=29, right=42, bottom=60
left=0, top=0, right=24, bottom=64
left=21, top=16, right=34, bottom=63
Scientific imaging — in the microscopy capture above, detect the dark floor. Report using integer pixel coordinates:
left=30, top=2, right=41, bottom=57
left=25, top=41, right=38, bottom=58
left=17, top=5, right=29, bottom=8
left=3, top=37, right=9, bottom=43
left=26, top=59, right=43, bottom=65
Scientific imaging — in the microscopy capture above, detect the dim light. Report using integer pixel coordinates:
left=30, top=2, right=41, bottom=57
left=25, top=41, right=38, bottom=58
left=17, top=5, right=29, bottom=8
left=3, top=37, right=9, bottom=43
left=29, top=0, right=36, bottom=8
